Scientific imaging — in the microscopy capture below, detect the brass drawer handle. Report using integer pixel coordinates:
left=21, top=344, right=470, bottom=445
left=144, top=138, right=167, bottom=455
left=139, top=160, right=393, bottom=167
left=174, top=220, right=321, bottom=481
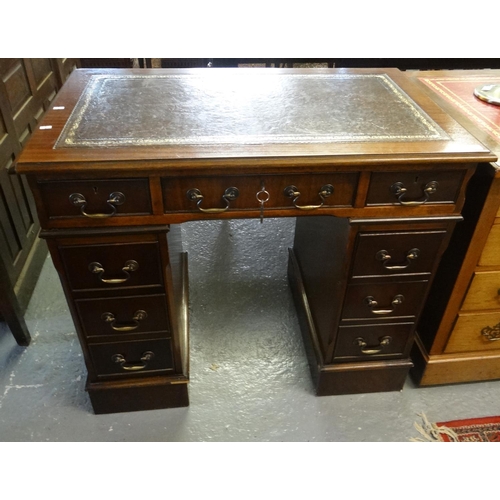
left=186, top=187, right=239, bottom=213
left=376, top=248, right=420, bottom=270
left=111, top=351, right=154, bottom=371
left=69, top=192, right=125, bottom=218
left=354, top=336, right=392, bottom=355
left=88, top=260, right=139, bottom=284
left=391, top=181, right=438, bottom=206
left=284, top=184, right=334, bottom=210
left=481, top=322, right=500, bottom=342
left=364, top=294, right=404, bottom=315
left=101, top=310, right=148, bottom=332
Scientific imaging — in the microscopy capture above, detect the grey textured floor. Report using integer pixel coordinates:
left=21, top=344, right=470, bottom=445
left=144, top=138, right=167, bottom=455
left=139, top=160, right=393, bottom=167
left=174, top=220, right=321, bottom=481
left=1, top=217, right=500, bottom=442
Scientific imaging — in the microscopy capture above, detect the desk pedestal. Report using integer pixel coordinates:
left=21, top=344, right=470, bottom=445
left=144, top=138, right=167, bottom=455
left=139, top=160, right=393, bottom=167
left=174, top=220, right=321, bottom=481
left=289, top=216, right=458, bottom=395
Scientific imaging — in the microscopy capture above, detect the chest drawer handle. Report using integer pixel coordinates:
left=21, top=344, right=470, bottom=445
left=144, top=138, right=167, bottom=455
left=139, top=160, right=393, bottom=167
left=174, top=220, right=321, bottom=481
left=187, top=187, right=239, bottom=213
left=354, top=336, right=392, bottom=355
left=88, top=260, right=139, bottom=284
left=69, top=192, right=125, bottom=218
left=284, top=184, right=334, bottom=210
left=101, top=310, right=148, bottom=332
left=391, top=181, right=439, bottom=206
left=364, top=294, right=404, bottom=315
left=111, top=351, right=154, bottom=371
left=481, top=322, right=500, bottom=342
left=376, top=248, right=420, bottom=270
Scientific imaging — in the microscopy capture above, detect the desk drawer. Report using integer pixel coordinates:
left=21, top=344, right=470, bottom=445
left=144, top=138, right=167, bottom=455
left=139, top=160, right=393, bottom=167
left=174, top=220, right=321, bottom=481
left=478, top=222, right=500, bottom=267
left=341, top=281, right=428, bottom=320
left=89, top=338, right=174, bottom=376
left=461, top=272, right=500, bottom=311
left=334, top=322, right=414, bottom=360
left=445, top=312, right=500, bottom=353
left=60, top=241, right=163, bottom=291
left=76, top=294, right=170, bottom=338
left=366, top=170, right=464, bottom=206
left=161, top=173, right=358, bottom=213
left=351, top=230, right=447, bottom=278
left=38, top=179, right=152, bottom=219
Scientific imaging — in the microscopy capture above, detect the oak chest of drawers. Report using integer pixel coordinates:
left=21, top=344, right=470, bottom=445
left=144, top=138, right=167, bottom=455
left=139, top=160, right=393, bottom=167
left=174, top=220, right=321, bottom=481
left=16, top=68, right=494, bottom=413
left=407, top=70, right=500, bottom=386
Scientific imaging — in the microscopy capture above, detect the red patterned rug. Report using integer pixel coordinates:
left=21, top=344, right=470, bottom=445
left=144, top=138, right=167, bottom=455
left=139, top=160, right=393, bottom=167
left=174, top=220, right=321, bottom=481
left=412, top=413, right=500, bottom=442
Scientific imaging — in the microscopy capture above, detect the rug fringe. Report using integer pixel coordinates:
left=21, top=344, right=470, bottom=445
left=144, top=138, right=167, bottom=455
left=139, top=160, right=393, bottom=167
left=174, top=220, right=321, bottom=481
left=410, top=413, right=460, bottom=442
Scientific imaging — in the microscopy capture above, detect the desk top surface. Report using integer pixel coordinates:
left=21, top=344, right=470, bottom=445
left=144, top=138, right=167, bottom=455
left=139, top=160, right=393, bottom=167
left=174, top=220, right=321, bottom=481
left=17, top=68, right=495, bottom=174
left=407, top=69, right=500, bottom=165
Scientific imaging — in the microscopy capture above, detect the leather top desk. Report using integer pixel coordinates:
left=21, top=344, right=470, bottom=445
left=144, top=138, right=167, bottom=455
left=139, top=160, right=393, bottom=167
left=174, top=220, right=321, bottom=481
left=15, top=68, right=495, bottom=414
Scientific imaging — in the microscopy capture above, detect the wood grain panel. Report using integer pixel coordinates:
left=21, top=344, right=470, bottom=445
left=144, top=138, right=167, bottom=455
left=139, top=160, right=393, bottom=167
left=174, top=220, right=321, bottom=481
left=461, top=271, right=500, bottom=311
left=0, top=109, right=6, bottom=139
left=2, top=61, right=31, bottom=114
left=0, top=180, right=21, bottom=273
left=31, top=58, right=52, bottom=88
left=0, top=58, right=78, bottom=320
left=478, top=221, right=500, bottom=266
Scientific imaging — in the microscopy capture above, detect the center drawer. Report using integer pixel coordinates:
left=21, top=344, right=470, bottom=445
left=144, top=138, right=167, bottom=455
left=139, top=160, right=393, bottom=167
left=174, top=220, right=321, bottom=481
left=75, top=294, right=170, bottom=338
left=161, top=173, right=358, bottom=213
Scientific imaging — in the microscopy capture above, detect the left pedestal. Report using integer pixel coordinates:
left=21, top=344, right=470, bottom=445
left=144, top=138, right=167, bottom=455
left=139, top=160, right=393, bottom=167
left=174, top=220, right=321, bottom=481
left=43, top=224, right=190, bottom=414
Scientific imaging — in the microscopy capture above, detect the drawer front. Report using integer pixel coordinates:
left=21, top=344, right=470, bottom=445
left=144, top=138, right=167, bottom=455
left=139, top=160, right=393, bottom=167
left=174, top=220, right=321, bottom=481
left=461, top=271, right=500, bottom=311
left=60, top=241, right=163, bottom=291
left=351, top=230, right=447, bottom=278
left=89, top=338, right=174, bottom=376
left=366, top=170, right=465, bottom=206
left=38, top=179, right=152, bottom=219
left=341, top=281, right=429, bottom=320
left=478, top=222, right=500, bottom=267
left=76, top=294, right=170, bottom=338
left=162, top=173, right=358, bottom=213
left=334, top=322, right=414, bottom=360
left=445, top=312, right=500, bottom=353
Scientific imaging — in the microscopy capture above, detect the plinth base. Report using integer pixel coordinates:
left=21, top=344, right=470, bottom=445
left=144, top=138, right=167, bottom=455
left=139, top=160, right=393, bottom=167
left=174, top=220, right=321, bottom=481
left=87, top=376, right=189, bottom=414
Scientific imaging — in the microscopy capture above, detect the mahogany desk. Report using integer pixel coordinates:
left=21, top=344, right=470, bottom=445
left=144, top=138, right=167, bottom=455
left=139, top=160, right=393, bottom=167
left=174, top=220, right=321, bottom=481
left=15, top=68, right=495, bottom=414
